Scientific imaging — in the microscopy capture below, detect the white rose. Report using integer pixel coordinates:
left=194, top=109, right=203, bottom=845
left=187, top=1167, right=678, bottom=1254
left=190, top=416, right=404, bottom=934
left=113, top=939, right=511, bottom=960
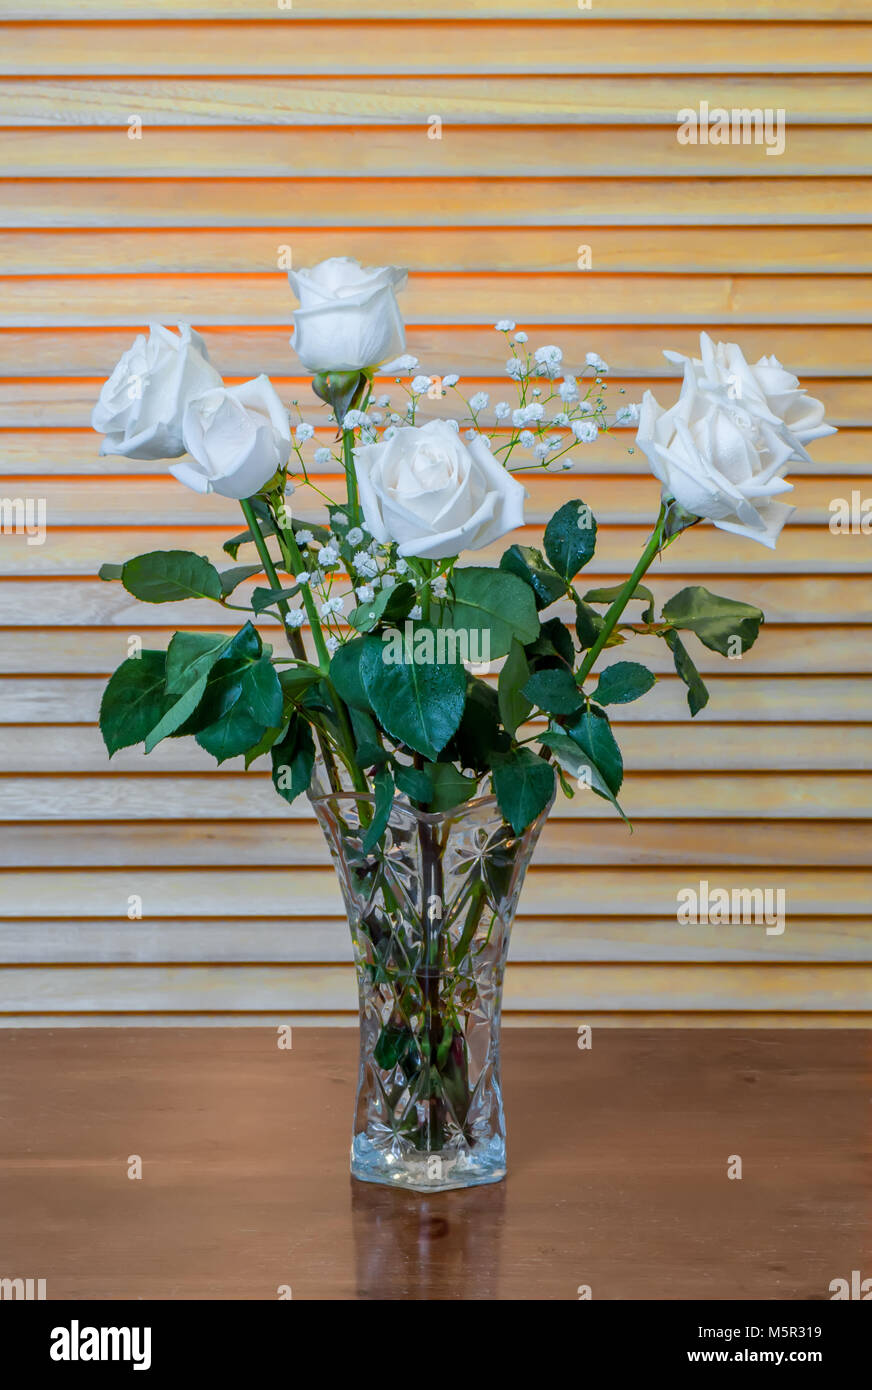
left=636, top=372, right=796, bottom=549
left=91, top=323, right=221, bottom=460
left=353, top=419, right=526, bottom=560
left=288, top=257, right=408, bottom=373
left=664, top=331, right=835, bottom=451
left=175, top=375, right=292, bottom=500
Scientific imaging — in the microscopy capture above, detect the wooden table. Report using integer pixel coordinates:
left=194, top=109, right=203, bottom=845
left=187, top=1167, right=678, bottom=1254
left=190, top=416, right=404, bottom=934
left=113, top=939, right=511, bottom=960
left=0, top=1028, right=868, bottom=1301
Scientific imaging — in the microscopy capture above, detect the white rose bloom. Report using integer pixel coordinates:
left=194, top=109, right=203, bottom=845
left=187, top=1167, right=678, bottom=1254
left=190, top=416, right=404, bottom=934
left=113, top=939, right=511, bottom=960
left=353, top=419, right=526, bottom=560
left=176, top=375, right=292, bottom=500
left=636, top=368, right=798, bottom=549
left=664, top=331, right=835, bottom=451
left=288, top=256, right=408, bottom=374
left=92, top=323, right=221, bottom=460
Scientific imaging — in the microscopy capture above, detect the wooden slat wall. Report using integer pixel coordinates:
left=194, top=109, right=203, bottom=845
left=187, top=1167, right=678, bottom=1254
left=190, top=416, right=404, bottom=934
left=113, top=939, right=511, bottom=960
left=0, top=2, right=869, bottom=1025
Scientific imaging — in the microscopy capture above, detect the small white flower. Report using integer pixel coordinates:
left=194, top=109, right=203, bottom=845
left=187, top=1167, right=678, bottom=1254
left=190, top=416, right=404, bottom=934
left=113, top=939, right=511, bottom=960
left=469, top=391, right=489, bottom=412
left=586, top=351, right=609, bottom=373
left=431, top=575, right=449, bottom=598
left=294, top=571, right=311, bottom=585
left=552, top=412, right=569, bottom=427
left=561, top=458, right=574, bottom=471
left=295, top=422, right=315, bottom=443
left=318, top=543, right=340, bottom=566
left=346, top=526, right=364, bottom=546
left=382, top=425, right=398, bottom=441
left=355, top=583, right=375, bottom=603
left=572, top=419, right=599, bottom=443
left=494, top=401, right=511, bottom=419
left=465, top=428, right=477, bottom=442
left=320, top=596, right=344, bottom=618
left=514, top=331, right=528, bottom=344
left=395, top=557, right=409, bottom=575
left=352, top=550, right=378, bottom=577
left=520, top=430, right=536, bottom=448
left=333, top=510, right=348, bottom=526
left=385, top=354, right=419, bottom=373
left=389, top=412, right=401, bottom=424
left=313, top=446, right=333, bottom=466
left=615, top=403, right=641, bottom=426
left=381, top=573, right=396, bottom=589
left=559, top=377, right=579, bottom=402
left=287, top=608, right=306, bottom=628
left=409, top=604, right=423, bottom=620
left=295, top=528, right=314, bottom=546
left=442, top=373, right=460, bottom=388
left=494, top=319, right=516, bottom=332
left=325, top=635, right=339, bottom=656
left=342, top=409, right=370, bottom=431
left=410, top=375, right=432, bottom=394
left=377, top=393, right=391, bottom=408
left=513, top=403, right=545, bottom=428
left=578, top=400, right=595, bottom=416
left=369, top=409, right=383, bottom=425
left=534, top=443, right=550, bottom=461
left=534, top=345, right=563, bottom=378
left=506, top=358, right=526, bottom=380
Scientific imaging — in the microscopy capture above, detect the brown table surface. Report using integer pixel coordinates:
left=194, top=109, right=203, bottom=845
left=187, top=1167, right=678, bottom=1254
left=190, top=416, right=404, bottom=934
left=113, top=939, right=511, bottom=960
left=0, top=1027, right=869, bottom=1301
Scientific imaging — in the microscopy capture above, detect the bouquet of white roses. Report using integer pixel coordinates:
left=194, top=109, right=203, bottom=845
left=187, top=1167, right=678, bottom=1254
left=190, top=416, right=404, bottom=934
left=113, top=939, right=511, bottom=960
left=93, top=257, right=833, bottom=842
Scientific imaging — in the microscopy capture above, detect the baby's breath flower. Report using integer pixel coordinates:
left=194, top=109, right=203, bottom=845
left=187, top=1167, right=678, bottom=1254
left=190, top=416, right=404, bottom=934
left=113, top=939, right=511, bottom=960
left=313, top=447, right=333, bottom=466
left=534, top=345, right=563, bottom=378
left=295, top=528, right=314, bottom=546
left=559, top=377, right=579, bottom=402
left=494, top=319, right=516, bottom=332
left=512, top=403, right=545, bottom=428
left=442, top=373, right=460, bottom=388
left=377, top=393, right=391, bottom=408
left=494, top=401, right=511, bottom=419
left=464, top=428, right=477, bottom=442
left=320, top=596, right=344, bottom=618
left=409, top=604, right=423, bottom=621
left=410, top=375, right=432, bottom=394
left=369, top=409, right=383, bottom=425
left=513, top=331, right=528, bottom=344
left=355, top=583, right=375, bottom=603
left=295, top=422, right=315, bottom=443
left=287, top=608, right=306, bottom=628
left=431, top=575, right=448, bottom=598
left=332, top=510, right=348, bottom=526
left=382, top=425, right=398, bottom=441
left=534, top=443, right=550, bottom=461
left=385, top=354, right=419, bottom=373
left=318, top=542, right=340, bottom=566
left=381, top=573, right=396, bottom=589
left=294, top=571, right=311, bottom=586
left=346, top=526, right=364, bottom=547
left=552, top=412, right=569, bottom=427
left=395, top=557, right=409, bottom=575
left=519, top=430, right=536, bottom=448
left=342, top=409, right=370, bottom=431
left=572, top=419, right=599, bottom=443
left=352, top=551, right=378, bottom=578
left=615, top=403, right=641, bottom=426
left=469, top=391, right=489, bottom=412
left=506, top=358, right=526, bottom=381
left=325, top=635, right=339, bottom=656
left=586, top=351, right=609, bottom=373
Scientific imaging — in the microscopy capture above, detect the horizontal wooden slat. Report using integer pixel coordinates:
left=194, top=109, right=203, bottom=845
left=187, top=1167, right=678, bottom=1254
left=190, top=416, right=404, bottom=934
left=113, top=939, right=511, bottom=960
left=11, top=475, right=864, bottom=528
left=0, top=772, right=868, bottom=819
left=2, top=277, right=867, bottom=329
left=6, top=23, right=872, bottom=76
left=0, top=962, right=868, bottom=1014
left=6, top=178, right=870, bottom=228
left=0, top=378, right=859, bottom=429
left=3, top=326, right=872, bottom=381
left=0, top=524, right=862, bottom=576
left=1, top=427, right=864, bottom=477
left=2, top=574, right=863, bottom=627
left=2, top=76, right=870, bottom=127
left=1, top=865, right=868, bottom=920
left=4, top=128, right=869, bottom=179
left=5, top=227, right=872, bottom=275
left=6, top=3, right=870, bottom=20
left=5, top=818, right=869, bottom=870
left=2, top=723, right=869, bottom=776
left=2, top=627, right=866, bottom=677
left=3, top=915, right=869, bottom=965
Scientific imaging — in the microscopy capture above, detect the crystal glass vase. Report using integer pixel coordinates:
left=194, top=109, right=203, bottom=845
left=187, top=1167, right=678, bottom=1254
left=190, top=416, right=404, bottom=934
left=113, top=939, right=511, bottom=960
left=309, top=769, right=551, bottom=1193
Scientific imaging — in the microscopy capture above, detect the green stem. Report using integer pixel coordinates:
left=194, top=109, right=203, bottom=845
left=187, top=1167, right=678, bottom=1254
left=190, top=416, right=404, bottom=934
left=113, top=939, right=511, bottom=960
left=342, top=428, right=359, bottom=527
left=271, top=517, right=331, bottom=673
left=578, top=502, right=667, bottom=684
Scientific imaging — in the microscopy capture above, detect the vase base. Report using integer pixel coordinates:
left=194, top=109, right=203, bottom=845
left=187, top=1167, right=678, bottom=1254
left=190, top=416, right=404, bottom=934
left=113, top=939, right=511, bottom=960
left=350, top=1135, right=506, bottom=1192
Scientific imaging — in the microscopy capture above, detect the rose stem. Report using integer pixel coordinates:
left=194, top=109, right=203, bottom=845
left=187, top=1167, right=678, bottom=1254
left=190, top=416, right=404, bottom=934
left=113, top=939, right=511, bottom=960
left=577, top=502, right=667, bottom=684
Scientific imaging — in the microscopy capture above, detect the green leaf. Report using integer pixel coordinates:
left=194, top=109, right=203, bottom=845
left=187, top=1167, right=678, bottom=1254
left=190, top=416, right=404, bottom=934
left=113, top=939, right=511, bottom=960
left=349, top=580, right=416, bottom=633
left=573, top=597, right=604, bottom=651
left=565, top=705, right=623, bottom=795
left=394, top=764, right=434, bottom=804
left=424, top=762, right=479, bottom=813
left=99, top=650, right=173, bottom=756
left=584, top=582, right=654, bottom=623
left=223, top=516, right=277, bottom=561
left=437, top=567, right=538, bottom=661
left=543, top=499, right=597, bottom=581
left=662, top=585, right=764, bottom=657
left=590, top=661, right=656, bottom=707
left=498, top=638, right=532, bottom=736
left=527, top=616, right=575, bottom=668
left=144, top=673, right=209, bottom=754
left=219, top=563, right=263, bottom=597
left=165, top=623, right=261, bottom=695
left=98, top=562, right=125, bottom=583
left=241, top=655, right=283, bottom=727
left=362, top=767, right=394, bottom=854
left=359, top=625, right=467, bottom=760
left=521, top=666, right=583, bottom=716
left=542, top=728, right=630, bottom=826
left=330, top=637, right=376, bottom=712
left=196, top=703, right=266, bottom=764
left=278, top=664, right=322, bottom=703
left=445, top=675, right=510, bottom=771
left=271, top=716, right=315, bottom=806
left=244, top=722, right=287, bottom=769
left=499, top=544, right=566, bottom=610
left=665, top=629, right=709, bottom=717
left=348, top=706, right=388, bottom=767
left=492, top=748, right=556, bottom=835
left=121, top=550, right=224, bottom=604
left=252, top=584, right=300, bottom=614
